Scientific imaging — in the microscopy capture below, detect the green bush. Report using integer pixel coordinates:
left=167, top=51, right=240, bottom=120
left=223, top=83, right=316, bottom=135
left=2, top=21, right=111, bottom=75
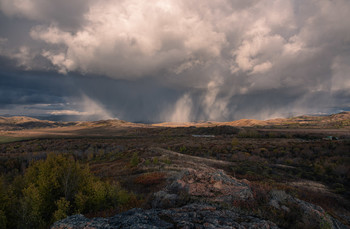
left=179, top=146, right=187, bottom=153
left=163, top=157, right=171, bottom=165
left=145, top=159, right=151, bottom=166
left=231, top=138, right=239, bottom=146
left=53, top=197, right=70, bottom=221
left=152, top=157, right=159, bottom=164
left=130, top=152, right=139, bottom=167
left=2, top=154, right=124, bottom=228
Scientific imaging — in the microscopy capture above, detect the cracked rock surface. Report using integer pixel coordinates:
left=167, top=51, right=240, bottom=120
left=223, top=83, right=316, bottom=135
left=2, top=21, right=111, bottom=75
left=51, top=204, right=279, bottom=229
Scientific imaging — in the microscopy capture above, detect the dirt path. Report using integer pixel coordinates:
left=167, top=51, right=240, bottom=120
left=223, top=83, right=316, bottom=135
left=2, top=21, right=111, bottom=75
left=149, top=147, right=235, bottom=170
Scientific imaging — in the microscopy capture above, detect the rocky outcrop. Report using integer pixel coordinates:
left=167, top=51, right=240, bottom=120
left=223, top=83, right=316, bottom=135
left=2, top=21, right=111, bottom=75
left=51, top=204, right=279, bottom=229
left=269, top=190, right=349, bottom=229
left=152, top=168, right=252, bottom=208
left=51, top=169, right=275, bottom=229
left=52, top=167, right=349, bottom=229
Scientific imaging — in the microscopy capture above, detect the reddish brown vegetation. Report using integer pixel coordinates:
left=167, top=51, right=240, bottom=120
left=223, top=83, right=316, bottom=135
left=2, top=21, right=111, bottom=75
left=134, top=172, right=166, bottom=186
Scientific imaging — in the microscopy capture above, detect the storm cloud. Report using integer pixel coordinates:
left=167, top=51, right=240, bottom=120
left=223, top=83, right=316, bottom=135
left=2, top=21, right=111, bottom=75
left=0, top=0, right=349, bottom=122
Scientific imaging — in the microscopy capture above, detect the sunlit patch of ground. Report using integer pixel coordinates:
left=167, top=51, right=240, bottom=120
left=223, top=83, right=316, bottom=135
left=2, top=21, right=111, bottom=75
left=290, top=180, right=332, bottom=194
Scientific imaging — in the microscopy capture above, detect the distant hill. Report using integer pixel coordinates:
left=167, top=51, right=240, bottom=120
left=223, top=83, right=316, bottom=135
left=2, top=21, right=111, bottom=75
left=0, top=116, right=77, bottom=131
left=76, top=119, right=147, bottom=128
left=0, top=116, right=42, bottom=124
left=154, top=111, right=350, bottom=128
left=0, top=116, right=146, bottom=131
left=0, top=112, right=349, bottom=131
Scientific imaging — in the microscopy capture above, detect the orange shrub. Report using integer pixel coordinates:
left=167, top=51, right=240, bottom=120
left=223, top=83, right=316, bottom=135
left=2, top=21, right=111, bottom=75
left=134, top=172, right=166, bottom=186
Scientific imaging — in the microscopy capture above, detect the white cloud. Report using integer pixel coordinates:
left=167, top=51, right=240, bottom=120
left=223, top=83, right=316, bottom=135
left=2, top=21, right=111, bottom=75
left=251, top=61, right=272, bottom=75
left=231, top=19, right=285, bottom=74
left=0, top=0, right=39, bottom=19
left=28, top=0, right=226, bottom=79
left=283, top=36, right=304, bottom=55
left=50, top=110, right=87, bottom=116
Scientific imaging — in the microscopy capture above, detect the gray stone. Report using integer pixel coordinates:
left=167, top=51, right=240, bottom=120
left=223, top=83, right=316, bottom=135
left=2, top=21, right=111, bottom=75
left=52, top=204, right=279, bottom=229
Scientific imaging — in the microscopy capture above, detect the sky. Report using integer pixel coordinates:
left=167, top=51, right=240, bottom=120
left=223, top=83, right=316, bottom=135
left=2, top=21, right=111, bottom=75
left=0, top=0, right=349, bottom=122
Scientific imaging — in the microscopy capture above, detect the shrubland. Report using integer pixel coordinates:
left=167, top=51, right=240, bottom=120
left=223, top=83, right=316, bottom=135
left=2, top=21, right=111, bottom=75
left=0, top=126, right=349, bottom=228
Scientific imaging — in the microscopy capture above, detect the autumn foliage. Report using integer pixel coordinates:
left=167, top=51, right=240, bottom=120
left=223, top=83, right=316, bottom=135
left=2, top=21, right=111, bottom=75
left=0, top=154, right=135, bottom=229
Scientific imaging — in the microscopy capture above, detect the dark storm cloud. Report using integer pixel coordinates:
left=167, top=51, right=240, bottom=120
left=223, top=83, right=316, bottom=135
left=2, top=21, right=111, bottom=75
left=0, top=70, right=76, bottom=105
left=0, top=0, right=349, bottom=122
left=0, top=68, right=184, bottom=121
left=0, top=69, right=77, bottom=118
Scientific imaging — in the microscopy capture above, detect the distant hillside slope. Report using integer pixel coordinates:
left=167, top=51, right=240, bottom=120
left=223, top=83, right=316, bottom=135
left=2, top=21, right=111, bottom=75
left=0, top=112, right=349, bottom=130
left=0, top=116, right=147, bottom=131
left=268, top=111, right=350, bottom=128
left=0, top=116, right=41, bottom=124
left=154, top=112, right=350, bottom=128
left=0, top=116, right=77, bottom=131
